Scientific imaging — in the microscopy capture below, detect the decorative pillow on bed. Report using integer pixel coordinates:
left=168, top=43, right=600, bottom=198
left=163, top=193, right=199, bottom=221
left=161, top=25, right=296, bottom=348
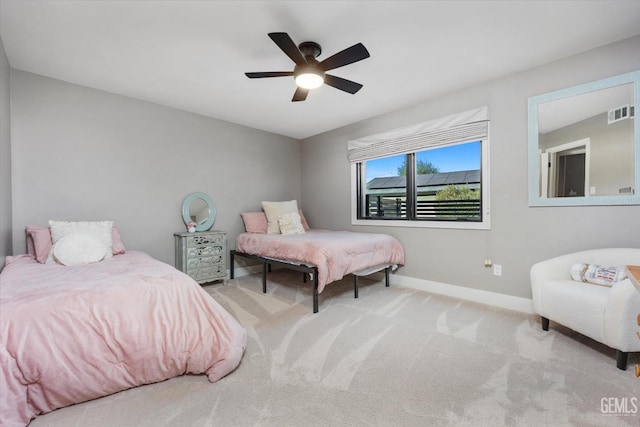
left=261, top=200, right=298, bottom=234
left=49, top=220, right=114, bottom=260
left=278, top=212, right=305, bottom=235
left=26, top=226, right=53, bottom=264
left=570, top=263, right=628, bottom=287
left=52, top=233, right=107, bottom=266
left=241, top=209, right=309, bottom=234
left=240, top=212, right=268, bottom=234
left=299, top=209, right=310, bottom=230
left=27, top=224, right=125, bottom=263
left=111, top=226, right=126, bottom=255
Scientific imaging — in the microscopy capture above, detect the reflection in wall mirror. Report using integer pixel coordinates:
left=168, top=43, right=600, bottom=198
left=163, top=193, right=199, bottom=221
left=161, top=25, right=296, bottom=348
left=528, top=70, right=640, bottom=206
left=181, top=192, right=216, bottom=231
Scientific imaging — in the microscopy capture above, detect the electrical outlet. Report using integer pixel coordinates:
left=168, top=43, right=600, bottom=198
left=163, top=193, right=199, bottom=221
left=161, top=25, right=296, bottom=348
left=493, top=264, right=502, bottom=276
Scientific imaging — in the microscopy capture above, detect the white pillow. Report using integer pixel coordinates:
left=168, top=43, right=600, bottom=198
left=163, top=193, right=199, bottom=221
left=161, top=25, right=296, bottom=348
left=278, top=212, right=305, bottom=235
left=261, top=200, right=298, bottom=234
left=53, top=233, right=107, bottom=266
left=49, top=220, right=114, bottom=260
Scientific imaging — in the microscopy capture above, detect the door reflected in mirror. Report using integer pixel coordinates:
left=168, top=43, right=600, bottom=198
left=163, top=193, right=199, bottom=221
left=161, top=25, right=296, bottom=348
left=538, top=83, right=634, bottom=198
left=528, top=71, right=640, bottom=206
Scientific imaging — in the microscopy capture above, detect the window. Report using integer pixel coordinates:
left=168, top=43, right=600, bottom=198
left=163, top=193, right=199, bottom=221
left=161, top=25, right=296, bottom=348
left=349, top=107, right=490, bottom=229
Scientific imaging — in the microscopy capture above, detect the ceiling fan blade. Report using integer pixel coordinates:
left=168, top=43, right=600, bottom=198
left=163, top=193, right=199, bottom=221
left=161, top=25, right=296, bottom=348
left=324, top=74, right=363, bottom=94
left=320, top=43, right=370, bottom=71
left=245, top=71, right=294, bottom=78
left=268, top=32, right=307, bottom=66
left=292, top=87, right=309, bottom=102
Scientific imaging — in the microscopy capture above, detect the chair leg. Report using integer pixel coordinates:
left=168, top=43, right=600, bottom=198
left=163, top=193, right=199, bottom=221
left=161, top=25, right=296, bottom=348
left=616, top=350, right=628, bottom=370
left=541, top=316, right=549, bottom=331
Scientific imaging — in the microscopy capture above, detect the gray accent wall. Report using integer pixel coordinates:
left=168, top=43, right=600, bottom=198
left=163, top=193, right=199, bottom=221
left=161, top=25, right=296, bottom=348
left=300, top=36, right=640, bottom=300
left=10, top=71, right=300, bottom=266
left=0, top=36, right=11, bottom=270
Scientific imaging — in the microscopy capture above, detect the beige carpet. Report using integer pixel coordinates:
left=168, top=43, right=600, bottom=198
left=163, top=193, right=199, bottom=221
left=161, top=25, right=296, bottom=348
left=30, top=269, right=639, bottom=426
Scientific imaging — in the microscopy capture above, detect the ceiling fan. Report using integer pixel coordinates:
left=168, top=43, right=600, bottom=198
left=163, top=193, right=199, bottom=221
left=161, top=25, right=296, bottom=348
left=245, top=32, right=370, bottom=102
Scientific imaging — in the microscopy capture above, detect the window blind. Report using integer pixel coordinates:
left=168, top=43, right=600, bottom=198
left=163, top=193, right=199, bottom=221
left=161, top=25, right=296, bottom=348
left=347, top=106, right=489, bottom=163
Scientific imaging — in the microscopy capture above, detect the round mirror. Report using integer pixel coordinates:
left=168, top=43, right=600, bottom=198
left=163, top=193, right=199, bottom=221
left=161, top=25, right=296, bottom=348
left=181, top=192, right=216, bottom=232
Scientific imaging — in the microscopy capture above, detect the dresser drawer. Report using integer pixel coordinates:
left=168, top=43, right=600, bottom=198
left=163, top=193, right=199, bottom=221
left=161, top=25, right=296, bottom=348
left=186, top=234, right=224, bottom=247
left=187, top=245, right=223, bottom=257
left=187, top=264, right=225, bottom=281
left=187, top=254, right=223, bottom=268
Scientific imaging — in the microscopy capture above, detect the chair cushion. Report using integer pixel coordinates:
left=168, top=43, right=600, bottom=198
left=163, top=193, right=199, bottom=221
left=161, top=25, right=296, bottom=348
left=538, top=279, right=607, bottom=343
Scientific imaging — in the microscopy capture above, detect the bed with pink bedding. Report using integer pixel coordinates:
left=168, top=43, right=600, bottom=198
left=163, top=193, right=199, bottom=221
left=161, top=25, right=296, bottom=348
left=231, top=229, right=405, bottom=312
left=0, top=251, right=247, bottom=427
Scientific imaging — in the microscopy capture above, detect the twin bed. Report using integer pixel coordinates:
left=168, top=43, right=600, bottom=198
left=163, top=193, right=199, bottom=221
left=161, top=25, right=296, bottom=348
left=231, top=229, right=405, bottom=313
left=0, top=225, right=246, bottom=427
left=232, top=205, right=405, bottom=313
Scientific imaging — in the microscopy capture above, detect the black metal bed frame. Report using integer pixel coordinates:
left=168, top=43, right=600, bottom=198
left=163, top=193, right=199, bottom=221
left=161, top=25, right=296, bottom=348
left=229, top=250, right=390, bottom=313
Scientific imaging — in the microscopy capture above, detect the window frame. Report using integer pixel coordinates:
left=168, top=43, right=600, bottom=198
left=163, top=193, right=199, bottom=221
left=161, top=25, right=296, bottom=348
left=351, top=136, right=491, bottom=230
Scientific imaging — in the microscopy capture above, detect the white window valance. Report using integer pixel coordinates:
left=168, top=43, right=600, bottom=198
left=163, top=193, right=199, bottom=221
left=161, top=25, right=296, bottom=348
left=347, top=106, right=489, bottom=163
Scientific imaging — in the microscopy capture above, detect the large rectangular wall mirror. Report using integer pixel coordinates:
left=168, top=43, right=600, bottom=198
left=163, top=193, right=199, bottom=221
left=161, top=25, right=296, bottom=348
left=528, top=70, right=639, bottom=206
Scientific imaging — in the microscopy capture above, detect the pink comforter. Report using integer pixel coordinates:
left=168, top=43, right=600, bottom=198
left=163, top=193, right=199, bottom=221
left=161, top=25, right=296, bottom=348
left=0, top=251, right=246, bottom=427
left=236, top=229, right=405, bottom=293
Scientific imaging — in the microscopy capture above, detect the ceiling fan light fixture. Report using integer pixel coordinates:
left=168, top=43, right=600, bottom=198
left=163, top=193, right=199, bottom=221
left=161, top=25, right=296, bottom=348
left=245, top=33, right=370, bottom=101
left=295, top=72, right=324, bottom=89
left=294, top=63, right=325, bottom=89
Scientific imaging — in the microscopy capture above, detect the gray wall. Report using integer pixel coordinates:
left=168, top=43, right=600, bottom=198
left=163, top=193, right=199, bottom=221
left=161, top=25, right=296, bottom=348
left=300, top=36, right=640, bottom=299
left=10, top=71, right=301, bottom=266
left=0, top=36, right=11, bottom=270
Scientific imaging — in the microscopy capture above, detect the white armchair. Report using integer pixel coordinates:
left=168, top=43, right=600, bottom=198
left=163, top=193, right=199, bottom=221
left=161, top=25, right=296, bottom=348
left=530, top=248, right=640, bottom=370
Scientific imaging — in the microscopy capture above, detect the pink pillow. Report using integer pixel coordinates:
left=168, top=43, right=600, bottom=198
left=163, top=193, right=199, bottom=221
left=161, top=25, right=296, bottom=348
left=111, top=226, right=126, bottom=255
left=25, top=225, right=126, bottom=263
left=26, top=226, right=53, bottom=264
left=240, top=212, right=268, bottom=233
left=299, top=209, right=310, bottom=230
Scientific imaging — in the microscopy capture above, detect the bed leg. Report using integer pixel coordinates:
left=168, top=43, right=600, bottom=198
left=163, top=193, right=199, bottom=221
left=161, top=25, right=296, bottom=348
left=385, top=267, right=390, bottom=287
left=303, top=272, right=307, bottom=283
left=262, top=262, right=268, bottom=293
left=229, top=250, right=235, bottom=279
left=313, top=268, right=319, bottom=313
left=354, top=275, right=359, bottom=298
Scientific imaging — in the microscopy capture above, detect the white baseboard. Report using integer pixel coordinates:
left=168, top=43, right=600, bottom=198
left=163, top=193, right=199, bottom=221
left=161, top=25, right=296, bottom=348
left=228, top=266, right=534, bottom=315
left=390, top=273, right=535, bottom=314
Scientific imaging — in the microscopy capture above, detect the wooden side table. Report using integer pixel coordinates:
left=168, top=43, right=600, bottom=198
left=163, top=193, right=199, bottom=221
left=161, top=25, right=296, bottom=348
left=627, top=265, right=640, bottom=289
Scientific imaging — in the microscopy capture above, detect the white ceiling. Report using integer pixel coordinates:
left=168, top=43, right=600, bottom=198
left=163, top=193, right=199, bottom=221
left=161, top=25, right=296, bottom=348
left=1, top=0, right=640, bottom=139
